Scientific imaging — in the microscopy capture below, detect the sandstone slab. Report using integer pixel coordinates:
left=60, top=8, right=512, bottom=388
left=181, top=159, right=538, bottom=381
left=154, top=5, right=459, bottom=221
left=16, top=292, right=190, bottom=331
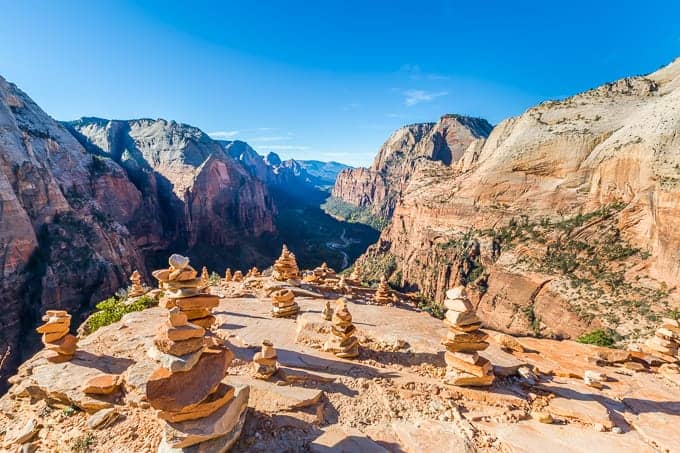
left=392, top=419, right=473, bottom=453
left=310, top=426, right=388, bottom=453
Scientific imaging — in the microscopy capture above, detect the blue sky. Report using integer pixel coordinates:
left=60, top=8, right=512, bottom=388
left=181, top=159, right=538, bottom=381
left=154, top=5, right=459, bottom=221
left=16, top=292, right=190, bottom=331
left=1, top=1, right=678, bottom=166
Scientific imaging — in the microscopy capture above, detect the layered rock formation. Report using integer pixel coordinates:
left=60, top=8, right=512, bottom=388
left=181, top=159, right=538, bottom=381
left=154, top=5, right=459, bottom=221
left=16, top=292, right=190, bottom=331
left=331, top=114, right=492, bottom=219
left=354, top=58, right=680, bottom=341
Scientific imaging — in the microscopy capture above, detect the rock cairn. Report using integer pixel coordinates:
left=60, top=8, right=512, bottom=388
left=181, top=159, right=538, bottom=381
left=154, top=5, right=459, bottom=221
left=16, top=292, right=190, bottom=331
left=233, top=270, right=244, bottom=282
left=349, top=263, right=362, bottom=283
left=441, top=286, right=494, bottom=386
left=334, top=275, right=350, bottom=294
left=224, top=268, right=233, bottom=282
left=146, top=310, right=248, bottom=450
left=323, top=299, right=359, bottom=359
left=373, top=276, right=392, bottom=304
left=36, top=310, right=77, bottom=363
left=272, top=245, right=300, bottom=282
left=644, top=318, right=680, bottom=362
left=271, top=289, right=300, bottom=318
left=252, top=340, right=277, bottom=379
left=323, top=301, right=333, bottom=321
left=152, top=254, right=218, bottom=330
left=200, top=266, right=210, bottom=287
left=246, top=266, right=261, bottom=278
left=128, top=270, right=146, bottom=297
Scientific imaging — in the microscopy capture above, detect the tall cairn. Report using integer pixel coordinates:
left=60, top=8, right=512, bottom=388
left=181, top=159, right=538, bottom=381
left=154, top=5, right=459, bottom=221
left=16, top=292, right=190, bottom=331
left=349, top=263, right=362, bottom=284
left=373, top=276, right=392, bottom=304
left=224, top=268, right=233, bottom=282
left=441, top=286, right=495, bottom=386
left=323, top=298, right=359, bottom=359
left=272, top=245, right=300, bottom=282
left=146, top=306, right=249, bottom=450
left=153, top=254, right=218, bottom=330
left=36, top=310, right=77, bottom=363
left=644, top=318, right=680, bottom=362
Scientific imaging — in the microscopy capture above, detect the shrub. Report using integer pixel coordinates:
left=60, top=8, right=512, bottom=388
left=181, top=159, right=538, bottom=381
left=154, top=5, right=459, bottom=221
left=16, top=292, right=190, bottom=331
left=85, top=295, right=156, bottom=334
left=71, top=432, right=95, bottom=452
left=576, top=329, right=617, bottom=347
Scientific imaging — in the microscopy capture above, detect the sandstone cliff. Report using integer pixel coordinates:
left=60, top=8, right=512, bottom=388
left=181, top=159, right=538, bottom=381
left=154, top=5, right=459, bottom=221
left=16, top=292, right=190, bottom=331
left=331, top=114, right=492, bottom=219
left=357, top=58, right=680, bottom=342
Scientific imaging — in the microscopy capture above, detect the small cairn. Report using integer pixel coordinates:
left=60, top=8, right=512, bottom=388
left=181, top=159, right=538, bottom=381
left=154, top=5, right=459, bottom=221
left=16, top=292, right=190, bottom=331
left=441, top=286, right=494, bottom=386
left=146, top=311, right=248, bottom=449
left=233, top=270, right=244, bottom=282
left=152, top=254, right=218, bottom=330
left=246, top=267, right=261, bottom=278
left=334, top=275, right=350, bottom=294
left=271, top=289, right=300, bottom=318
left=272, top=245, right=300, bottom=282
left=373, top=276, right=392, bottom=304
left=224, top=268, right=233, bottom=282
left=349, top=263, right=362, bottom=284
left=252, top=340, right=278, bottom=379
left=322, top=301, right=333, bottom=321
left=644, top=318, right=680, bottom=362
left=200, top=266, right=210, bottom=287
left=323, top=299, right=359, bottom=359
left=128, top=270, right=146, bottom=297
left=36, top=310, right=77, bottom=363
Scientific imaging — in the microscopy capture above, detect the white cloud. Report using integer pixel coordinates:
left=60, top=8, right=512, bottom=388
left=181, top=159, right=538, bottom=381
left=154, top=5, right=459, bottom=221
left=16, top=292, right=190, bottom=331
left=403, top=89, right=449, bottom=106
left=399, top=64, right=449, bottom=81
left=208, top=130, right=239, bottom=139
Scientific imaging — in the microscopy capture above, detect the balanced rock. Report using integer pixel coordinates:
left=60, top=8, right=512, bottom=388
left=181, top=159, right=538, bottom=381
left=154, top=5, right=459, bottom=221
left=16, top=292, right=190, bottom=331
left=272, top=245, right=300, bottom=282
left=373, top=276, right=392, bottom=305
left=128, top=270, right=146, bottom=297
left=271, top=289, right=300, bottom=318
left=252, top=340, right=278, bottom=379
left=323, top=298, right=359, bottom=359
left=441, top=286, right=494, bottom=386
left=36, top=310, right=76, bottom=362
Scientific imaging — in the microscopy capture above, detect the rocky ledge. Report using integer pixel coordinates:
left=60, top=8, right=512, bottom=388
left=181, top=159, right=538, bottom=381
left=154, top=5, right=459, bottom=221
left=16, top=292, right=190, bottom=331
left=1, top=272, right=680, bottom=452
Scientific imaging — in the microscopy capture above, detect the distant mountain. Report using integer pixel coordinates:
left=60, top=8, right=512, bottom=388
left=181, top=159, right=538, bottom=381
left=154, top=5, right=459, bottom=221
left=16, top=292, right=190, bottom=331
left=297, top=160, right=352, bottom=186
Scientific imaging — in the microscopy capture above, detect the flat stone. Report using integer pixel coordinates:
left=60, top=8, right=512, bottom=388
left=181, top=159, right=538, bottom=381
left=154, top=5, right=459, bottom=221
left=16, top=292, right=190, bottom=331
left=445, top=352, right=492, bottom=377
left=42, top=329, right=69, bottom=343
left=43, top=333, right=77, bottom=355
left=229, top=375, right=323, bottom=411
left=310, top=426, right=388, bottom=453
left=154, top=334, right=205, bottom=356
left=168, top=308, right=188, bottom=327
left=445, top=310, right=480, bottom=327
left=148, top=345, right=205, bottom=373
left=81, top=373, right=121, bottom=395
left=190, top=315, right=216, bottom=329
left=480, top=342, right=527, bottom=377
left=87, top=408, right=119, bottom=429
left=594, top=348, right=631, bottom=364
left=36, top=316, right=70, bottom=334
left=444, top=341, right=490, bottom=353
left=158, top=383, right=235, bottom=422
left=444, top=370, right=495, bottom=386
left=175, top=296, right=219, bottom=311
left=164, top=323, right=205, bottom=341
left=548, top=397, right=614, bottom=429
left=492, top=332, right=526, bottom=352
left=147, top=347, right=233, bottom=412
left=445, top=287, right=467, bottom=300
left=2, top=418, right=40, bottom=447
left=162, top=384, right=249, bottom=449
left=443, top=298, right=474, bottom=312
left=444, top=319, right=482, bottom=332
left=393, top=419, right=474, bottom=453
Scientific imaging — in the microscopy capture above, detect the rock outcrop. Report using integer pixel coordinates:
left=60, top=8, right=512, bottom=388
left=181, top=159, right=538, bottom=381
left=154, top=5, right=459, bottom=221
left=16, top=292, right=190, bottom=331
left=354, top=58, right=680, bottom=342
left=331, top=114, right=492, bottom=219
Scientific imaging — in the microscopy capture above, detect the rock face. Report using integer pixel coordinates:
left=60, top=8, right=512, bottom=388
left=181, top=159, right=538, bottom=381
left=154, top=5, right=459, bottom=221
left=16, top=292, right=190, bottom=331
left=0, top=77, right=147, bottom=391
left=331, top=114, right=492, bottom=219
left=67, top=118, right=276, bottom=270
left=354, top=58, right=680, bottom=341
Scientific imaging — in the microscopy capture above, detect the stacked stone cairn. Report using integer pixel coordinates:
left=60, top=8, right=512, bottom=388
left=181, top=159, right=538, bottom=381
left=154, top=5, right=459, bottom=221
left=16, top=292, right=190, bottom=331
left=323, top=301, right=333, bottom=321
left=373, top=276, right=392, bottom=304
left=252, top=340, right=278, bottom=379
left=348, top=263, right=362, bottom=284
left=128, top=270, right=146, bottom=297
left=246, top=266, right=261, bottom=278
left=200, top=266, right=210, bottom=287
left=36, top=310, right=77, bottom=363
left=146, top=308, right=249, bottom=450
left=644, top=318, right=680, bottom=362
left=224, top=268, right=233, bottom=282
left=152, top=254, right=218, bottom=330
left=272, top=245, right=300, bottom=282
left=233, top=270, right=244, bottom=282
left=334, top=275, right=351, bottom=295
left=271, top=289, right=300, bottom=318
left=323, top=298, right=359, bottom=359
left=441, top=286, right=495, bottom=386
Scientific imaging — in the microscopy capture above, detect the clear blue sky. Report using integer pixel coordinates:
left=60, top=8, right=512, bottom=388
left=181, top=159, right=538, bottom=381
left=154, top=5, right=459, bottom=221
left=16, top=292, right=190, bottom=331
left=1, top=1, right=678, bottom=166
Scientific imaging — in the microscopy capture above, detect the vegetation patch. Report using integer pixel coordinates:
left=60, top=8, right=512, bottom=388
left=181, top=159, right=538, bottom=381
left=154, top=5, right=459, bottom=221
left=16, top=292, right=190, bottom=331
left=321, top=196, right=389, bottom=230
left=576, top=328, right=619, bottom=348
left=84, top=294, right=157, bottom=334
